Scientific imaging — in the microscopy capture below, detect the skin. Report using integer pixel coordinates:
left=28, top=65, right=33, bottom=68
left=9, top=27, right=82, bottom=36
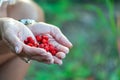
left=0, top=1, right=44, bottom=80
left=0, top=0, right=72, bottom=80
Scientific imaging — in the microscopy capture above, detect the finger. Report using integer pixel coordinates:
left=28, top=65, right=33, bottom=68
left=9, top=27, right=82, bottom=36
left=18, top=44, right=54, bottom=64
left=22, top=43, right=53, bottom=60
left=55, top=52, right=66, bottom=59
left=3, top=32, right=23, bottom=54
left=50, top=26, right=72, bottom=48
left=53, top=56, right=63, bottom=65
left=49, top=38, right=69, bottom=54
left=31, top=55, right=54, bottom=64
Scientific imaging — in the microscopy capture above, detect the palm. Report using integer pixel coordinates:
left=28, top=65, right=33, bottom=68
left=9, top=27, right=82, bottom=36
left=28, top=22, right=72, bottom=65
left=1, top=19, right=54, bottom=64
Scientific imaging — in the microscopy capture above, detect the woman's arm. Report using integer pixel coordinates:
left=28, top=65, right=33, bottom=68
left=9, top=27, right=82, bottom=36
left=0, top=18, right=15, bottom=40
left=0, top=18, right=16, bottom=65
left=7, top=0, right=44, bottom=21
left=0, top=19, right=2, bottom=40
left=0, top=18, right=9, bottom=40
left=0, top=0, right=45, bottom=65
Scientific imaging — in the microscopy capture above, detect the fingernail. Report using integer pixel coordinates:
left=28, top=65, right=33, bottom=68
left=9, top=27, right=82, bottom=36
left=65, top=48, right=69, bottom=54
left=56, top=53, right=66, bottom=59
left=15, top=46, right=19, bottom=54
left=69, top=42, right=73, bottom=48
left=58, top=61, right=63, bottom=65
left=55, top=60, right=62, bottom=65
left=49, top=58, right=54, bottom=64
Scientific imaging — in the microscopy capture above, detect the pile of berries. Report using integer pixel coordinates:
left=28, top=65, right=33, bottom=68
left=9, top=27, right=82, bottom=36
left=24, top=35, right=58, bottom=56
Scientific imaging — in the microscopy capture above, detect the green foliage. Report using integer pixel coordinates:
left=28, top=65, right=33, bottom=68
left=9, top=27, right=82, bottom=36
left=34, top=0, right=76, bottom=27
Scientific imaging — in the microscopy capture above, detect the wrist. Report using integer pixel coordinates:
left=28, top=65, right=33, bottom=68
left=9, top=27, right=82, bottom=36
left=19, top=19, right=36, bottom=25
left=19, top=19, right=36, bottom=28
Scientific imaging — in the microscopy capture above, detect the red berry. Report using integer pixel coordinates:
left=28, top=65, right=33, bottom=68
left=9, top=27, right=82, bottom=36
left=39, top=44, right=44, bottom=48
left=42, top=35, right=48, bottom=40
left=49, top=45, right=55, bottom=51
left=44, top=45, right=49, bottom=51
left=42, top=39, right=48, bottom=43
left=36, top=35, right=42, bottom=42
left=44, top=43, right=48, bottom=47
left=30, top=40, right=35, bottom=44
left=27, top=37, right=35, bottom=44
left=24, top=40, right=28, bottom=44
left=27, top=37, right=33, bottom=41
left=34, top=43, right=39, bottom=47
left=27, top=43, right=33, bottom=47
left=51, top=50, right=57, bottom=55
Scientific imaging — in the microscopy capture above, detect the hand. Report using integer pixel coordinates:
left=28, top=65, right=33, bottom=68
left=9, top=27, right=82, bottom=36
left=0, top=18, right=54, bottom=64
left=28, top=22, right=72, bottom=65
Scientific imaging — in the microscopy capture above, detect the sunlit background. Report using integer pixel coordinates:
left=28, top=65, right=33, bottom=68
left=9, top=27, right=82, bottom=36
left=25, top=0, right=120, bottom=80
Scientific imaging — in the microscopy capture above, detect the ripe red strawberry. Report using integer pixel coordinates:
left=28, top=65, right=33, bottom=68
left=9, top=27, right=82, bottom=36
left=36, top=35, right=42, bottom=42
left=39, top=43, right=44, bottom=48
left=27, top=37, right=33, bottom=41
left=42, top=35, right=48, bottom=40
left=27, top=43, right=33, bottom=47
left=42, top=39, right=48, bottom=43
left=27, top=37, right=35, bottom=44
left=49, top=45, right=55, bottom=51
left=44, top=45, right=49, bottom=51
left=51, top=50, right=57, bottom=55
left=34, top=43, right=39, bottom=47
left=24, top=40, right=28, bottom=44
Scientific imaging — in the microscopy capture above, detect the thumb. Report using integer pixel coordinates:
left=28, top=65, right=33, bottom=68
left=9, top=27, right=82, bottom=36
left=14, top=41, right=23, bottom=54
left=4, top=33, right=23, bottom=54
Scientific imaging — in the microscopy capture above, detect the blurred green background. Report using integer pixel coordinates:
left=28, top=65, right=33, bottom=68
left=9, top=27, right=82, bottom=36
left=25, top=0, right=120, bottom=80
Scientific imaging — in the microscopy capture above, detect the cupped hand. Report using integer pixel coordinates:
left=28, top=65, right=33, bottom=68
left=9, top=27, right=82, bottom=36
left=28, top=22, right=72, bottom=65
left=0, top=18, right=54, bottom=64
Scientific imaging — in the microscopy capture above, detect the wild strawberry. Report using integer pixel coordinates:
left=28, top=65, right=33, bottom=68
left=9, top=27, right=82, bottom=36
left=34, top=43, right=39, bottom=47
left=27, top=43, right=33, bottom=47
left=42, top=39, right=48, bottom=43
left=36, top=35, right=42, bottom=42
left=27, top=37, right=35, bottom=44
left=51, top=50, right=57, bottom=55
left=49, top=45, right=55, bottom=51
left=42, top=35, right=49, bottom=40
left=39, top=44, right=44, bottom=48
left=24, top=40, right=28, bottom=44
left=27, top=37, right=33, bottom=41
left=44, top=45, right=49, bottom=51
